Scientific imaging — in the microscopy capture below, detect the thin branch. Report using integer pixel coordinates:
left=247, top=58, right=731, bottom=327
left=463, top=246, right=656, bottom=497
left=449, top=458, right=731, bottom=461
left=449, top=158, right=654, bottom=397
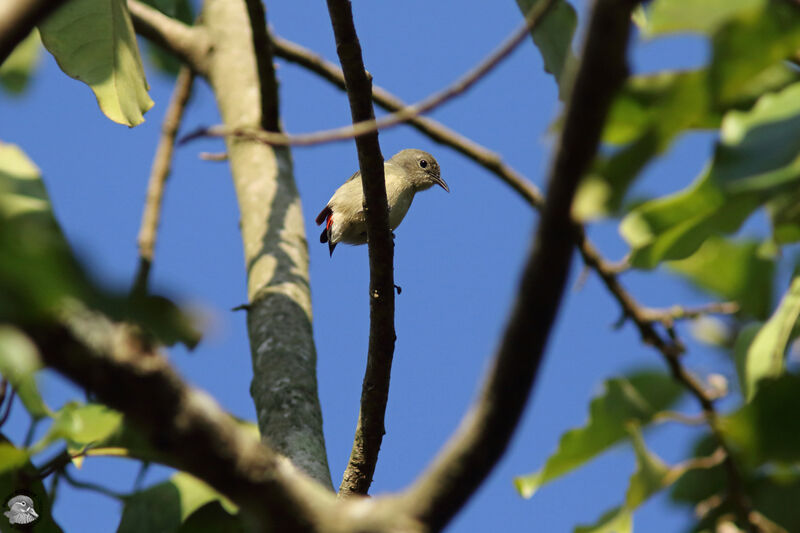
left=199, top=151, right=228, bottom=161
left=575, top=225, right=758, bottom=531
left=0, top=382, right=12, bottom=428
left=180, top=2, right=553, bottom=149
left=275, top=13, right=759, bottom=529
left=400, top=0, right=637, bottom=529
left=0, top=0, right=68, bottom=65
left=653, top=410, right=707, bottom=426
left=325, top=0, right=394, bottom=498
left=243, top=0, right=279, bottom=132
left=269, top=34, right=545, bottom=206
left=61, top=467, right=129, bottom=500
left=127, top=0, right=209, bottom=75
left=640, top=302, right=740, bottom=327
left=27, top=312, right=337, bottom=532
left=133, top=67, right=195, bottom=295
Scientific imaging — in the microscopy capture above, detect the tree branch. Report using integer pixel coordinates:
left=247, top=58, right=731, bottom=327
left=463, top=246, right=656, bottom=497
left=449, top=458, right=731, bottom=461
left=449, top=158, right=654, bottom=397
left=178, top=1, right=553, bottom=148
left=324, top=0, right=394, bottom=497
left=127, top=0, right=209, bottom=75
left=201, top=0, right=331, bottom=487
left=28, top=313, right=335, bottom=532
left=269, top=33, right=545, bottom=207
left=399, top=1, right=637, bottom=529
left=271, top=18, right=758, bottom=529
left=133, top=66, right=195, bottom=295
left=243, top=0, right=279, bottom=132
left=0, top=0, right=68, bottom=65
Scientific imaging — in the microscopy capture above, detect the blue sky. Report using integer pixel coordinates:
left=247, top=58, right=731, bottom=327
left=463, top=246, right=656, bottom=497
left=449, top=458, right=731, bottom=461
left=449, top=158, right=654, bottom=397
left=0, top=0, right=736, bottom=531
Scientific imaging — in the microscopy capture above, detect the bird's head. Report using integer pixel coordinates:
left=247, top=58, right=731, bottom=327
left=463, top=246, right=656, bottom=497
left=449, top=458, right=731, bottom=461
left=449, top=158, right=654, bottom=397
left=391, top=149, right=449, bottom=193
left=5, top=495, right=38, bottom=524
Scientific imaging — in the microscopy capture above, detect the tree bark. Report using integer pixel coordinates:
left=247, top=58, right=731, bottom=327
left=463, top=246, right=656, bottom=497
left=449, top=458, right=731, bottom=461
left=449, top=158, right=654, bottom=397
left=201, top=0, right=331, bottom=487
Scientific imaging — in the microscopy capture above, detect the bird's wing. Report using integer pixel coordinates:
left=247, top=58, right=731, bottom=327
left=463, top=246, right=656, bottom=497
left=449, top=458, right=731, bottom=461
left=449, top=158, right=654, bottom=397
left=315, top=205, right=332, bottom=226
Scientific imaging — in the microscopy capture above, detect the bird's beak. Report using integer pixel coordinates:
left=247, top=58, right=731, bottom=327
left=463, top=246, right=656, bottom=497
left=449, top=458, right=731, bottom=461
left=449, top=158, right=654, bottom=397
left=432, top=174, right=449, bottom=193
left=29, top=509, right=38, bottom=519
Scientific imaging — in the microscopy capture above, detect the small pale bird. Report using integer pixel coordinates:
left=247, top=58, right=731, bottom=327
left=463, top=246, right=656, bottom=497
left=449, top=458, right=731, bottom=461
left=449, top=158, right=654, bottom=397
left=4, top=495, right=38, bottom=525
left=316, top=149, right=449, bottom=256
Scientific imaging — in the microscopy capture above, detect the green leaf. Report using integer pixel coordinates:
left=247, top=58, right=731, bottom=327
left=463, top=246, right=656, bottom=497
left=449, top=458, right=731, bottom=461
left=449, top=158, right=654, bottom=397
left=514, top=371, right=682, bottom=498
left=711, top=1, right=800, bottom=106
left=117, top=472, right=237, bottom=533
left=516, top=0, right=577, bottom=99
left=735, top=276, right=800, bottom=400
left=575, top=507, right=632, bottom=533
left=0, top=435, right=63, bottom=533
left=40, top=403, right=124, bottom=452
left=644, top=0, right=763, bottom=37
left=621, top=81, right=800, bottom=268
left=0, top=442, right=30, bottom=476
left=39, top=0, right=153, bottom=126
left=0, top=325, right=50, bottom=419
left=0, top=143, right=200, bottom=348
left=721, top=374, right=800, bottom=465
left=668, top=237, right=774, bottom=319
left=767, top=187, right=800, bottom=244
left=176, top=501, right=246, bottom=533
left=575, top=426, right=669, bottom=533
left=0, top=29, right=41, bottom=94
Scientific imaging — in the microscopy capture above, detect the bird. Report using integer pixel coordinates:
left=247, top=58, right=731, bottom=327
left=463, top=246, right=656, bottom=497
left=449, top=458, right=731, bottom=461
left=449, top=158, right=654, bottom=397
left=316, top=149, right=448, bottom=256
left=4, top=495, right=38, bottom=525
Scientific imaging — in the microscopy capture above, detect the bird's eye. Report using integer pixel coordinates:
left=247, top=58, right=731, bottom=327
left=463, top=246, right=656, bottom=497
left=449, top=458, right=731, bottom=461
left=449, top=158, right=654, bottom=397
left=419, top=159, right=428, bottom=168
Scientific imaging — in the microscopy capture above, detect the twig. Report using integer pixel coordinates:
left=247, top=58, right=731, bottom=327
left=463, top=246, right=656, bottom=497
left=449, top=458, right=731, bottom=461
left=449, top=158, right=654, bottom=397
left=133, top=67, right=195, bottom=295
left=28, top=313, right=339, bottom=532
left=324, top=0, right=394, bottom=498
left=62, top=467, right=129, bottom=500
left=641, top=302, right=740, bottom=327
left=180, top=1, right=553, bottom=148
left=400, top=1, right=636, bottom=529
left=575, top=225, right=757, bottom=531
left=243, top=0, right=279, bottom=132
left=0, top=382, right=12, bottom=428
left=0, top=0, right=68, bottom=65
left=653, top=410, right=707, bottom=426
left=271, top=14, right=759, bottom=530
left=127, top=0, right=209, bottom=74
left=272, top=34, right=547, bottom=207
left=23, top=415, right=38, bottom=447
left=199, top=151, right=228, bottom=161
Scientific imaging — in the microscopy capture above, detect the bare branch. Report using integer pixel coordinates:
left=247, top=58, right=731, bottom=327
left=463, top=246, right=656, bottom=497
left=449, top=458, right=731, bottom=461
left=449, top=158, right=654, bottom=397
left=269, top=34, right=544, bottom=206
left=201, top=0, right=331, bottom=487
left=400, top=1, right=637, bottom=529
left=180, top=2, right=553, bottom=149
left=0, top=384, right=14, bottom=428
left=272, top=13, right=759, bottom=528
left=127, top=0, right=209, bottom=75
left=28, top=312, right=336, bottom=532
left=0, top=0, right=68, bottom=65
left=324, top=0, right=393, bottom=497
left=133, top=67, right=195, bottom=295
left=243, top=0, right=279, bottom=132
left=640, top=301, right=740, bottom=327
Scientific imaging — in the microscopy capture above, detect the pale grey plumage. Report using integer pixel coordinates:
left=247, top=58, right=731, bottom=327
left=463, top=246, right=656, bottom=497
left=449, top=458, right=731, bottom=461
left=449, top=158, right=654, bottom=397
left=316, top=149, right=448, bottom=256
left=5, top=495, right=38, bottom=525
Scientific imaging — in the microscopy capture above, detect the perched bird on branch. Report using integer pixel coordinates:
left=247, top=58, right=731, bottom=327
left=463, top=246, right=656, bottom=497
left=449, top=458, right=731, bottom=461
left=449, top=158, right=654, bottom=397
left=316, top=149, right=449, bottom=256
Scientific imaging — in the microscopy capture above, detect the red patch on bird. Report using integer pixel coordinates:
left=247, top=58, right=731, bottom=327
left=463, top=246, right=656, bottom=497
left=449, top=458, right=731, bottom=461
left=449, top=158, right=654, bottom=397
left=326, top=215, right=333, bottom=232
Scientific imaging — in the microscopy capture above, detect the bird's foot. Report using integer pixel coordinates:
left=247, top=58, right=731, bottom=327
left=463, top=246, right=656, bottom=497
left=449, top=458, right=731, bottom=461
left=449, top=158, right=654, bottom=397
left=394, top=284, right=402, bottom=295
